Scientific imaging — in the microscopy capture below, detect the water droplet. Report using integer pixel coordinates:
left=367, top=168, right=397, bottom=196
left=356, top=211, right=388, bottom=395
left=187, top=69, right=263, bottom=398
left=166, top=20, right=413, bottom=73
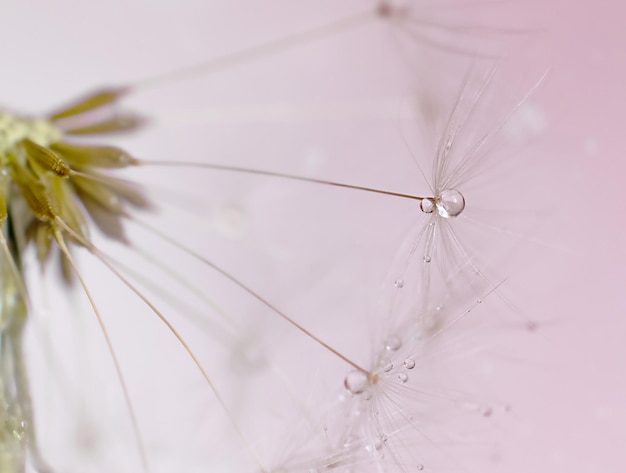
left=423, top=255, right=431, bottom=263
left=394, top=278, right=404, bottom=289
left=366, top=440, right=383, bottom=453
left=416, top=464, right=424, bottom=471
left=397, top=373, right=408, bottom=383
left=381, top=360, right=394, bottom=372
left=476, top=298, right=483, bottom=304
left=435, top=189, right=465, bottom=218
left=420, top=198, right=434, bottom=214
left=404, top=359, right=415, bottom=370
left=385, top=336, right=402, bottom=351
left=368, top=435, right=388, bottom=453
left=344, top=369, right=370, bottom=395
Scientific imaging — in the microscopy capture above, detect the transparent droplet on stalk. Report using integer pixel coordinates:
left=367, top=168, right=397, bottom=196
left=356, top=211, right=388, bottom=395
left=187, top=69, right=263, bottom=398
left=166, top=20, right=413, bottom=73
left=423, top=255, right=431, bottom=263
left=397, top=373, right=408, bottom=383
left=381, top=360, right=394, bottom=373
left=404, top=359, right=415, bottom=370
left=435, top=189, right=465, bottom=218
left=344, top=370, right=370, bottom=395
left=416, top=464, right=425, bottom=471
left=394, top=279, right=404, bottom=289
left=367, top=435, right=387, bottom=454
left=420, top=198, right=434, bottom=214
left=385, top=336, right=402, bottom=351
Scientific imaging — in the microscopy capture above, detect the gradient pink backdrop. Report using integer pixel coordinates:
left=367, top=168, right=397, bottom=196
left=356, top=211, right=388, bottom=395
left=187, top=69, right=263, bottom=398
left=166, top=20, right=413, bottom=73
left=0, top=1, right=623, bottom=472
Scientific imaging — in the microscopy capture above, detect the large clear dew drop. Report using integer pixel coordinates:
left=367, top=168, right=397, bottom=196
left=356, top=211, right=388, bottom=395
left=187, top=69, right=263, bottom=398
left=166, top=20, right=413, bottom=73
left=435, top=189, right=465, bottom=218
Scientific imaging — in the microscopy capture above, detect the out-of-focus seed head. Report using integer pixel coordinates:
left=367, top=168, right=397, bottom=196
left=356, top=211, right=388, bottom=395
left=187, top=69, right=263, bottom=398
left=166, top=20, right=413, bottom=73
left=0, top=88, right=147, bottom=279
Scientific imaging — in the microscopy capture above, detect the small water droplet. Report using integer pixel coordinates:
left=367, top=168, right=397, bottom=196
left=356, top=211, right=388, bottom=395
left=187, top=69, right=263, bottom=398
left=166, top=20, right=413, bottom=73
left=416, top=464, right=424, bottom=471
left=344, top=370, right=370, bottom=395
left=404, top=359, right=415, bottom=370
left=381, top=360, right=393, bottom=372
left=420, top=198, right=434, bottom=214
left=435, top=189, right=465, bottom=218
left=394, top=278, right=404, bottom=289
left=423, top=255, right=431, bottom=263
left=366, top=439, right=384, bottom=453
left=397, top=373, right=408, bottom=383
left=385, top=336, right=402, bottom=351
left=476, top=298, right=483, bottom=304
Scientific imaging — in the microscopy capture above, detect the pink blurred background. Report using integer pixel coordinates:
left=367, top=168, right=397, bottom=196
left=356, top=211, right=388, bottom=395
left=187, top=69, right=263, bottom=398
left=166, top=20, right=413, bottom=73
left=1, top=1, right=623, bottom=472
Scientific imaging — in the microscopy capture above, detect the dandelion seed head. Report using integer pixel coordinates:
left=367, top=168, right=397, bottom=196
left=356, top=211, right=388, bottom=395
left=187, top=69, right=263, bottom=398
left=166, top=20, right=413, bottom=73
left=0, top=113, right=62, bottom=155
left=0, top=88, right=149, bottom=279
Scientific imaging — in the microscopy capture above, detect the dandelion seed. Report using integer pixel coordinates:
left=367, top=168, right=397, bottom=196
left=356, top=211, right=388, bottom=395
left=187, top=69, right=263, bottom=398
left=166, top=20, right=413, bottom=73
left=164, top=61, right=546, bottom=324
